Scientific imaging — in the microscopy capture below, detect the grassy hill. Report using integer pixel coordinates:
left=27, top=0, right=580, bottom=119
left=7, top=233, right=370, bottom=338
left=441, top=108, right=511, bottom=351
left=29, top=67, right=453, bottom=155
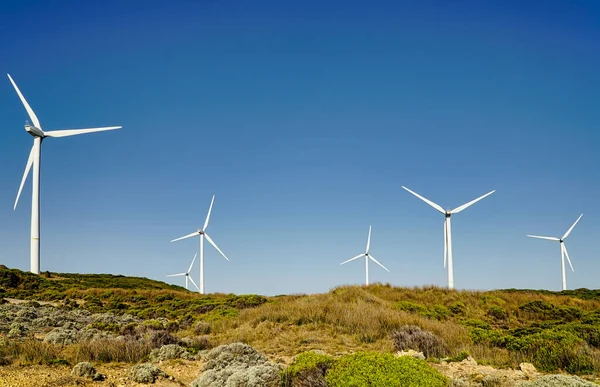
left=1, top=266, right=600, bottom=376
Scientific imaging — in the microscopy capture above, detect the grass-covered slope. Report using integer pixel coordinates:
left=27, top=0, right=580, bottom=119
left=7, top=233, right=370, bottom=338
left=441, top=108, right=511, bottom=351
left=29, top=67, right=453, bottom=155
left=0, top=265, right=183, bottom=293
left=1, top=266, right=600, bottom=375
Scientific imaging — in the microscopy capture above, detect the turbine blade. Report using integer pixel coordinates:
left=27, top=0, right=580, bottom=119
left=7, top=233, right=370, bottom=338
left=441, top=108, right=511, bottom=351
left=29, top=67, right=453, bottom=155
left=166, top=273, right=186, bottom=277
left=171, top=232, right=199, bottom=243
left=340, top=254, right=364, bottom=265
left=204, top=233, right=229, bottom=261
left=188, top=276, right=200, bottom=292
left=401, top=186, right=445, bottom=214
left=451, top=190, right=495, bottom=214
left=14, top=144, right=35, bottom=210
left=187, top=253, right=197, bottom=273
left=366, top=225, right=372, bottom=253
left=562, top=244, right=575, bottom=272
left=368, top=255, right=390, bottom=272
left=203, top=195, right=215, bottom=231
left=526, top=235, right=560, bottom=241
left=7, top=74, right=41, bottom=129
left=562, top=214, right=583, bottom=240
left=44, top=126, right=121, bottom=138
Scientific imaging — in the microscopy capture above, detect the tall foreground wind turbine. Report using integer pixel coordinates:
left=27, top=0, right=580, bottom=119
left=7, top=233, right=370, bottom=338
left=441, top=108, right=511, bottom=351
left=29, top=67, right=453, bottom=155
left=402, top=186, right=495, bottom=289
left=8, top=74, right=122, bottom=274
left=166, top=254, right=200, bottom=291
left=527, top=214, right=583, bottom=291
left=171, top=196, right=229, bottom=294
left=340, top=226, right=389, bottom=286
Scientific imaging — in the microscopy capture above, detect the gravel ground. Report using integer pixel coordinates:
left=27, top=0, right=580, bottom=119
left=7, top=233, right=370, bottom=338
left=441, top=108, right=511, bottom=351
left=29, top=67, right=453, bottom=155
left=0, top=360, right=201, bottom=387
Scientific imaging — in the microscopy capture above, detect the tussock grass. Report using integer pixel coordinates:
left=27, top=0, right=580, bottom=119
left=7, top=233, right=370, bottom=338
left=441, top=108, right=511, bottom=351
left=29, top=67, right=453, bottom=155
left=3, top=265, right=600, bottom=374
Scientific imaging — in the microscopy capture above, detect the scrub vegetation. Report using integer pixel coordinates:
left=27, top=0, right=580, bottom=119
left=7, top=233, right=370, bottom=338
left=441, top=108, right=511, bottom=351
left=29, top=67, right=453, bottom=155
left=1, top=265, right=600, bottom=385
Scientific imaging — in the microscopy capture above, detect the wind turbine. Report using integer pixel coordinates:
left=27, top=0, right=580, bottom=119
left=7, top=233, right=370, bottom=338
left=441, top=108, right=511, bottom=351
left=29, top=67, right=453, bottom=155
left=171, top=195, right=229, bottom=294
left=401, top=186, right=495, bottom=289
left=527, top=214, right=583, bottom=291
left=8, top=74, right=122, bottom=275
left=166, top=254, right=200, bottom=291
left=340, top=225, right=389, bottom=286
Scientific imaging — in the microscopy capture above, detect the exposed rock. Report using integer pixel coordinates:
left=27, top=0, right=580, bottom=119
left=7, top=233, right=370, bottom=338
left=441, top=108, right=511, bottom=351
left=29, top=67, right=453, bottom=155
left=129, top=363, right=168, bottom=384
left=396, top=349, right=426, bottom=360
left=434, top=357, right=528, bottom=387
left=519, top=363, right=537, bottom=377
left=519, top=374, right=599, bottom=386
left=71, top=362, right=104, bottom=381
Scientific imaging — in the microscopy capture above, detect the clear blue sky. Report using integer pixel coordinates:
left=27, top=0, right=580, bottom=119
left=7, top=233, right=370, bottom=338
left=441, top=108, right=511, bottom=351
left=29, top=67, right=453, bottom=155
left=0, top=0, right=598, bottom=295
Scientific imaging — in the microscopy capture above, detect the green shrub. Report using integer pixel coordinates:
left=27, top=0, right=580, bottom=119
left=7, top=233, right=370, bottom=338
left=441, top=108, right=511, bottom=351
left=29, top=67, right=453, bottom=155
left=462, top=319, right=491, bottom=330
left=488, top=306, right=508, bottom=320
left=553, top=307, right=585, bottom=322
left=325, top=352, right=449, bottom=387
left=519, top=300, right=554, bottom=316
left=282, top=351, right=334, bottom=387
left=509, top=330, right=594, bottom=373
left=397, top=301, right=428, bottom=314
left=449, top=302, right=467, bottom=316
left=446, top=350, right=470, bottom=363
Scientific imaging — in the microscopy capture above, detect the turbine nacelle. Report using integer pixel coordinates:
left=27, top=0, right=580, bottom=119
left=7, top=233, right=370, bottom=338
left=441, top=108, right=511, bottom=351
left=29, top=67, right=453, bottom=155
left=25, top=123, right=44, bottom=138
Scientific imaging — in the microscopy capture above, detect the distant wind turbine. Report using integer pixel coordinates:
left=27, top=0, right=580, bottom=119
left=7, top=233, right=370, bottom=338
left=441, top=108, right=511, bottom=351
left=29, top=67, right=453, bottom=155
left=402, top=186, right=495, bottom=289
left=171, top=195, right=229, bottom=294
left=527, top=214, right=583, bottom=291
left=7, top=74, right=122, bottom=275
left=167, top=253, right=200, bottom=291
left=340, top=226, right=389, bottom=286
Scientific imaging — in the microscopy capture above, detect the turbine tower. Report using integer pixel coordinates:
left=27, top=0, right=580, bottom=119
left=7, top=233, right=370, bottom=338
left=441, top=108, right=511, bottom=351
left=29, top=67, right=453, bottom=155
left=340, top=226, right=389, bottom=286
left=8, top=74, right=122, bottom=274
left=527, top=214, right=583, bottom=291
left=166, top=253, right=200, bottom=291
left=402, top=186, right=495, bottom=289
left=171, top=195, right=229, bottom=294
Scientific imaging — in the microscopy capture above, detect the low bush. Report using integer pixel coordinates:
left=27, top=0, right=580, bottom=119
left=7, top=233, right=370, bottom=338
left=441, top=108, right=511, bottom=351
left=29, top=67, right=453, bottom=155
left=391, top=325, right=447, bottom=358
left=129, top=363, right=168, bottom=383
left=71, top=362, right=104, bottom=381
left=191, top=343, right=281, bottom=387
left=282, top=351, right=334, bottom=387
left=488, top=306, right=508, bottom=320
left=325, top=352, right=449, bottom=387
left=508, top=330, right=594, bottom=373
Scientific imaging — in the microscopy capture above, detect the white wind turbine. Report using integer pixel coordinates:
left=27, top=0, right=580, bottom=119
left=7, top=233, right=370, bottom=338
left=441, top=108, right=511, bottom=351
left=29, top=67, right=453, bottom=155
left=402, top=186, right=495, bottom=289
left=340, top=226, right=389, bottom=286
left=166, top=253, right=200, bottom=291
left=171, top=195, right=229, bottom=294
left=8, top=74, right=122, bottom=275
left=527, top=214, right=583, bottom=291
